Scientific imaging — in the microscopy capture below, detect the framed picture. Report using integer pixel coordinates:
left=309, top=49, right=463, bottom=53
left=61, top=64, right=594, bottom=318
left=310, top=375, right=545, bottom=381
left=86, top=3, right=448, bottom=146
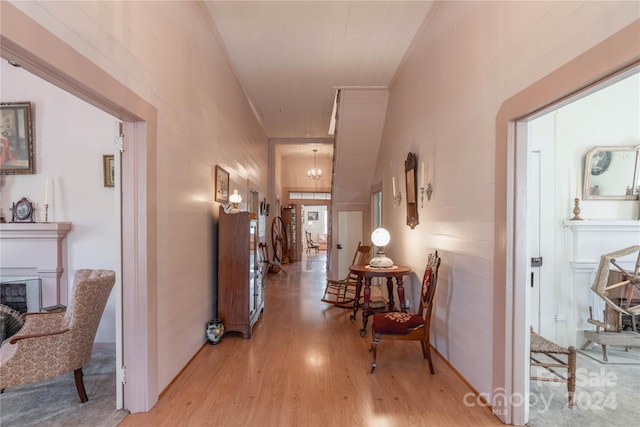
left=1, top=102, right=34, bottom=174
left=215, top=165, right=229, bottom=203
left=103, top=155, right=115, bottom=187
left=308, top=211, right=319, bottom=221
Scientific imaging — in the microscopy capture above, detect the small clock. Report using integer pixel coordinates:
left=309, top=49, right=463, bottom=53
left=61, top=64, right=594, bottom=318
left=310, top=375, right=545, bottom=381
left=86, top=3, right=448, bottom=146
left=11, top=197, right=35, bottom=223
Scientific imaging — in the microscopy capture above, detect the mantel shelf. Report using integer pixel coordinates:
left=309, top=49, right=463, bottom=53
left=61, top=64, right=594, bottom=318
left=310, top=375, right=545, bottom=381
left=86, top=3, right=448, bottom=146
left=563, top=219, right=640, bottom=232
left=0, top=222, right=72, bottom=239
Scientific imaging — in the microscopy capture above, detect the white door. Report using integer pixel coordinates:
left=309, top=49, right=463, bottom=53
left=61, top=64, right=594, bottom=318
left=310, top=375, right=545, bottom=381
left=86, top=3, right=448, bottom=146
left=337, top=211, right=362, bottom=279
left=528, top=114, right=557, bottom=339
left=114, top=122, right=124, bottom=408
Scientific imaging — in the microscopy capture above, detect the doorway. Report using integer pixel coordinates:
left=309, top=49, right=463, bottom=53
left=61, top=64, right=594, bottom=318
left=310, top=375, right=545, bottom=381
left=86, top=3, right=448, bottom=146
left=337, top=211, right=363, bottom=279
left=494, top=22, right=640, bottom=424
left=1, top=3, right=158, bottom=412
left=524, top=69, right=640, bottom=424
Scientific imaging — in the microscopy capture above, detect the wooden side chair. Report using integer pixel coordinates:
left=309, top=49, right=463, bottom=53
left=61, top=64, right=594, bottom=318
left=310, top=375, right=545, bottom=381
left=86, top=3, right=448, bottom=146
left=321, top=242, right=371, bottom=308
left=370, top=251, right=441, bottom=374
left=530, top=328, right=576, bottom=408
left=305, top=231, right=320, bottom=254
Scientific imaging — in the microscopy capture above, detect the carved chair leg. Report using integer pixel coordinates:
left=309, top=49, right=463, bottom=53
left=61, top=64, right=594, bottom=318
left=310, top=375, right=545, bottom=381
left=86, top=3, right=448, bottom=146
left=74, top=368, right=89, bottom=403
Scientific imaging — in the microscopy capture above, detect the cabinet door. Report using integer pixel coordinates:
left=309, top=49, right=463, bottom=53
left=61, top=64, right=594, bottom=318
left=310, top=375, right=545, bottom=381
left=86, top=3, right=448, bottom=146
left=249, top=221, right=257, bottom=314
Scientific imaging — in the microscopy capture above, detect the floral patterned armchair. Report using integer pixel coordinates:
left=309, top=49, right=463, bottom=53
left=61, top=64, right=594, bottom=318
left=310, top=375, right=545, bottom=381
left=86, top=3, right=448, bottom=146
left=0, top=269, right=115, bottom=402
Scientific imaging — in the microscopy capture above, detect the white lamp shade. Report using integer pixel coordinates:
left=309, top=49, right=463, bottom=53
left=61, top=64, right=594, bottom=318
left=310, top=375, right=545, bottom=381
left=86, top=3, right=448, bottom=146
left=229, top=191, right=242, bottom=204
left=371, top=227, right=390, bottom=247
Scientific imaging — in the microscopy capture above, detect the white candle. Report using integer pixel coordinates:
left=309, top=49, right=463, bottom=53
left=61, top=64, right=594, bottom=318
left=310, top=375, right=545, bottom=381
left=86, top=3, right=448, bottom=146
left=576, top=173, right=580, bottom=199
left=44, top=176, right=50, bottom=205
left=421, top=162, right=425, bottom=188
left=233, top=189, right=238, bottom=196
left=392, top=176, right=396, bottom=196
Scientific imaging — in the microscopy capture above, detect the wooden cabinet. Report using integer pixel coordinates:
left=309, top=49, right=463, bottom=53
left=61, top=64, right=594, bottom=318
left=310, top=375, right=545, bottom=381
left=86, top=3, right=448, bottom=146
left=218, top=206, right=263, bottom=338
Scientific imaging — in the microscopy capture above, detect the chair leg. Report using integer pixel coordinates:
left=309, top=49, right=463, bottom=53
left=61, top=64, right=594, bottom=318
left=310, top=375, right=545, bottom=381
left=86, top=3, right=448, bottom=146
left=370, top=337, right=379, bottom=373
left=567, top=347, right=576, bottom=408
left=422, top=337, right=435, bottom=375
left=74, top=368, right=89, bottom=403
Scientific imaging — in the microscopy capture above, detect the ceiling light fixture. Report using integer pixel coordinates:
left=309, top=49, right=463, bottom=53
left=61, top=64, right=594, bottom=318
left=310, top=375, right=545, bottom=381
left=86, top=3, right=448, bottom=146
left=307, top=149, right=322, bottom=180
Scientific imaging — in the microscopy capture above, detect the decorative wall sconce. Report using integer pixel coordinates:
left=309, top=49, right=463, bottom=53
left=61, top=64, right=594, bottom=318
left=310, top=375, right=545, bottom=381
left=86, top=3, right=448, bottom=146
left=420, top=183, right=433, bottom=208
left=419, top=160, right=433, bottom=208
left=392, top=176, right=402, bottom=207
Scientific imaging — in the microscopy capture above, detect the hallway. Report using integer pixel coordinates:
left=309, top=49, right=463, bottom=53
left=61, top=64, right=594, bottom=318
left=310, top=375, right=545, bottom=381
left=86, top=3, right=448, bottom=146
left=120, top=256, right=502, bottom=426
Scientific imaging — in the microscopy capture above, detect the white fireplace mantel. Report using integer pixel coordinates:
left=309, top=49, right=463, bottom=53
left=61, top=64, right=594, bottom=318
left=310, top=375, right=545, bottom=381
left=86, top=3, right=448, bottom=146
left=0, top=222, right=72, bottom=307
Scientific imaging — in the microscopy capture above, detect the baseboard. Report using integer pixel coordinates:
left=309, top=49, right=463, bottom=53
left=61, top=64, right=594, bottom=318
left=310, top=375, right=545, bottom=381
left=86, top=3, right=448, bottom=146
left=159, top=342, right=208, bottom=399
left=432, top=345, right=492, bottom=410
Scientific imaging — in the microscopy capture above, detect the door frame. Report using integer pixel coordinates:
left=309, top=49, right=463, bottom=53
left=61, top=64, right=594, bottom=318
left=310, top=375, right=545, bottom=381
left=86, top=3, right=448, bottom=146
left=1, top=3, right=159, bottom=412
left=494, top=21, right=640, bottom=425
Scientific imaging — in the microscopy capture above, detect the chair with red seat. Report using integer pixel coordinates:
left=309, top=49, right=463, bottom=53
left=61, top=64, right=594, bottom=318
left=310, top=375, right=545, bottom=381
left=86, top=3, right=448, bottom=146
left=370, top=251, right=441, bottom=373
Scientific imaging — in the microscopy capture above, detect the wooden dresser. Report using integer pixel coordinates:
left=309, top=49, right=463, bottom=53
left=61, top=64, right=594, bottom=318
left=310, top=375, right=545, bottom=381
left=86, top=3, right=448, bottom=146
left=217, top=206, right=263, bottom=338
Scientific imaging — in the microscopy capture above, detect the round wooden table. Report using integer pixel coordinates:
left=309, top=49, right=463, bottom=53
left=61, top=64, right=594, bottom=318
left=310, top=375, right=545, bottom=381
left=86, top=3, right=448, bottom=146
left=347, top=264, right=412, bottom=336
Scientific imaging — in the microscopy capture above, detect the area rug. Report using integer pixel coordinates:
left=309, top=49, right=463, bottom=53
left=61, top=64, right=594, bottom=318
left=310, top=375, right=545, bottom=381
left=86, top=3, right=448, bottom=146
left=0, top=348, right=129, bottom=427
left=579, top=345, right=640, bottom=365
left=528, top=351, right=640, bottom=426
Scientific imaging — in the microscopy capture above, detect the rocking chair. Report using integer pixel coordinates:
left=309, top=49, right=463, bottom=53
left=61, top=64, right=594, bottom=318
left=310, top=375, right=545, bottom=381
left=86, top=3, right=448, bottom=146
left=321, top=242, right=371, bottom=308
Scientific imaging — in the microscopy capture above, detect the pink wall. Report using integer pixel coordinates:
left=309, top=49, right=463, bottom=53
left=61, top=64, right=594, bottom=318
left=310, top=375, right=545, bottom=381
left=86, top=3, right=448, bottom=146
left=376, top=0, right=639, bottom=409
left=4, top=1, right=269, bottom=394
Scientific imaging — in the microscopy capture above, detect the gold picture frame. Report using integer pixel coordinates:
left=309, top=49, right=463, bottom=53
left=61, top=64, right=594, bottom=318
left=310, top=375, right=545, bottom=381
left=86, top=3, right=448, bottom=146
left=1, top=102, right=34, bottom=175
left=215, top=165, right=229, bottom=203
left=103, top=154, right=115, bottom=187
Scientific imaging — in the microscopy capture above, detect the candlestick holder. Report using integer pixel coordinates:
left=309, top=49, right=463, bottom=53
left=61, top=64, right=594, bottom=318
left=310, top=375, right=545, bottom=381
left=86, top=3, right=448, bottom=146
left=570, top=198, right=583, bottom=221
left=393, top=191, right=402, bottom=207
left=44, top=204, right=49, bottom=223
left=420, top=183, right=433, bottom=208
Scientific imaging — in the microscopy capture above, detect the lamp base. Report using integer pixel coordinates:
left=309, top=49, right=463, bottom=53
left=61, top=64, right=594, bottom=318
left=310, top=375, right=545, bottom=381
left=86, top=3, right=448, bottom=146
left=369, top=256, right=394, bottom=268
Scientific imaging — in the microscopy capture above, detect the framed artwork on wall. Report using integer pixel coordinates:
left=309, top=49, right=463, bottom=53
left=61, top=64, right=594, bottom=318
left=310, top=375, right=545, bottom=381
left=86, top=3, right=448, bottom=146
left=215, top=165, right=229, bottom=203
left=1, top=102, right=34, bottom=174
left=103, top=155, right=115, bottom=187
left=308, top=211, right=319, bottom=221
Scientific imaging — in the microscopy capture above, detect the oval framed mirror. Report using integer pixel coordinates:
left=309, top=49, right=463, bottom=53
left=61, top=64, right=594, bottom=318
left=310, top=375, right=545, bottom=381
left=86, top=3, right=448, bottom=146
left=405, top=152, right=419, bottom=229
left=582, top=145, right=640, bottom=200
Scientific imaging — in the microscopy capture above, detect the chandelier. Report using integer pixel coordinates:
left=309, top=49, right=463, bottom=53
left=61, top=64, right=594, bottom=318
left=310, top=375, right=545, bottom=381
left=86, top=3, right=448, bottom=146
left=307, top=149, right=322, bottom=180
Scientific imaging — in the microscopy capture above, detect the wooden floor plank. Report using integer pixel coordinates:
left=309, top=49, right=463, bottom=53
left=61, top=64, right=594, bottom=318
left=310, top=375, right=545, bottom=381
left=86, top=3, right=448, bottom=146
left=120, top=254, right=502, bottom=426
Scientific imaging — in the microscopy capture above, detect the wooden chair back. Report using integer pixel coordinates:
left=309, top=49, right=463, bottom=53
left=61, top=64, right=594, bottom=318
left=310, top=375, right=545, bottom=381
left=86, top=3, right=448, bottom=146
left=417, top=251, right=441, bottom=323
left=344, top=242, right=371, bottom=281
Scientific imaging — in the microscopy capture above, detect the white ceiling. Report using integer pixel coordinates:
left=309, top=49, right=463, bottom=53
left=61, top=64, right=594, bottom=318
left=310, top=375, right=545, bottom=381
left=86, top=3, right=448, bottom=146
left=203, top=1, right=434, bottom=201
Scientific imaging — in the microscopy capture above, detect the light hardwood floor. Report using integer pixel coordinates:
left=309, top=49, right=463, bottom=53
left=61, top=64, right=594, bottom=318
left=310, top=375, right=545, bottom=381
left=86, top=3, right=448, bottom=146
left=120, top=253, right=503, bottom=426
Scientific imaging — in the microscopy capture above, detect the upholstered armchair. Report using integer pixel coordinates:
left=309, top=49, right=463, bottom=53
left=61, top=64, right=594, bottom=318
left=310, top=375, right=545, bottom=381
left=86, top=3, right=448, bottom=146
left=0, top=269, right=115, bottom=403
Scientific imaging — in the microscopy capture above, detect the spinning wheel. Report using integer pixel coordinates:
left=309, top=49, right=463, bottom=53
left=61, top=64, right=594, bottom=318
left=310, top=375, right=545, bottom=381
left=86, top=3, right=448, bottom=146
left=592, top=245, right=640, bottom=317
left=271, top=216, right=288, bottom=263
left=582, top=245, right=640, bottom=361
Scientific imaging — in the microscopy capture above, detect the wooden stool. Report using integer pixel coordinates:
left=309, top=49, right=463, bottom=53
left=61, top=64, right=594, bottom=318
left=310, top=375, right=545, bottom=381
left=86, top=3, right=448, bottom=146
left=530, top=330, right=576, bottom=408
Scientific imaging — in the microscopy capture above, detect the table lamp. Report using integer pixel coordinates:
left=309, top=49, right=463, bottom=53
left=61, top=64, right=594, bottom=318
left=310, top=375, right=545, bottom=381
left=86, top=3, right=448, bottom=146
left=228, top=190, right=242, bottom=213
left=369, top=227, right=393, bottom=268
